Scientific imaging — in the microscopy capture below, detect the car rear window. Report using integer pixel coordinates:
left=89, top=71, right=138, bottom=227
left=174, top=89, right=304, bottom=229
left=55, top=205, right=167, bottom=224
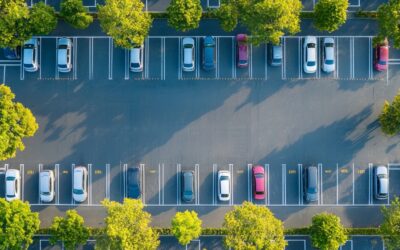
left=73, top=189, right=84, bottom=195
left=131, top=63, right=140, bottom=68
left=325, top=59, right=334, bottom=65
left=6, top=176, right=14, bottom=181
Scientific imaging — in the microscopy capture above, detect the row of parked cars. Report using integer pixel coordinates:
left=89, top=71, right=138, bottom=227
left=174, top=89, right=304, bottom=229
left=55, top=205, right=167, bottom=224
left=3, top=164, right=389, bottom=203
left=2, top=35, right=389, bottom=74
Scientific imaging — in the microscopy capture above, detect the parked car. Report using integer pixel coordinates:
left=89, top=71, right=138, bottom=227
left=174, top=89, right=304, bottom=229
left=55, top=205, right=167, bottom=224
left=374, top=38, right=388, bottom=72
left=303, top=166, right=318, bottom=202
left=5, top=169, right=21, bottom=202
left=127, top=167, right=141, bottom=199
left=322, top=37, right=335, bottom=73
left=269, top=42, right=282, bottom=66
left=181, top=170, right=194, bottom=202
left=374, top=165, right=388, bottom=200
left=202, top=36, right=216, bottom=71
left=252, top=165, right=265, bottom=200
left=218, top=170, right=230, bottom=201
left=23, top=38, right=39, bottom=72
left=39, top=170, right=55, bottom=202
left=182, top=38, right=195, bottom=72
left=2, top=47, right=21, bottom=60
left=130, top=44, right=144, bottom=72
left=303, top=36, right=317, bottom=74
left=57, top=37, right=72, bottom=73
left=72, top=166, right=88, bottom=202
left=236, top=34, right=248, bottom=68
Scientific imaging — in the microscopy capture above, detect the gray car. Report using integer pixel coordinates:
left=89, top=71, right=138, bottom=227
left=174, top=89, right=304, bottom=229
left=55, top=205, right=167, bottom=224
left=374, top=165, right=388, bottom=200
left=269, top=43, right=282, bottom=66
left=181, top=171, right=194, bottom=202
left=303, top=166, right=318, bottom=202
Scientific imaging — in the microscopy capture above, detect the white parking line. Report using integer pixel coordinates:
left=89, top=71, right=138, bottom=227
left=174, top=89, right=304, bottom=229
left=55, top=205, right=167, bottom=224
left=185, top=239, right=201, bottom=250
left=162, top=163, right=165, bottom=204
left=162, top=38, right=166, bottom=80
left=89, top=38, right=93, bottom=80
left=55, top=38, right=59, bottom=80
left=196, top=37, right=200, bottom=79
left=298, top=37, right=302, bottom=79
left=88, top=163, right=92, bottom=205
left=108, top=38, right=113, bottom=80
left=71, top=164, right=75, bottom=205
left=216, top=37, right=219, bottom=79
left=212, top=164, right=216, bottom=205
left=339, top=240, right=353, bottom=250
left=232, top=37, right=236, bottom=79
left=177, top=163, right=181, bottom=205
left=282, top=37, right=286, bottom=79
left=350, top=37, right=355, bottom=79
left=368, top=163, right=372, bottom=205
left=140, top=163, right=145, bottom=204
left=195, top=164, right=200, bottom=205
left=264, top=44, right=268, bottom=80
left=124, top=49, right=129, bottom=80
left=229, top=164, right=233, bottom=206
left=318, top=163, right=322, bottom=205
left=145, top=37, right=149, bottom=79
left=38, top=164, right=42, bottom=204
left=336, top=37, right=339, bottom=79
left=56, top=164, right=59, bottom=204
left=178, top=38, right=181, bottom=80
left=298, top=164, right=302, bottom=205
left=247, top=164, right=252, bottom=202
left=20, top=164, right=24, bottom=201
left=39, top=37, right=42, bottom=80
left=286, top=239, right=306, bottom=250
left=282, top=164, right=286, bottom=205
left=73, top=37, right=78, bottom=80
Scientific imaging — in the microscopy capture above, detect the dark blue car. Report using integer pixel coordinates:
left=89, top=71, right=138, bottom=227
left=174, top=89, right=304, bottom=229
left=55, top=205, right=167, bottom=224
left=2, top=47, right=21, bottom=60
left=202, top=36, right=216, bottom=71
left=127, top=167, right=141, bottom=199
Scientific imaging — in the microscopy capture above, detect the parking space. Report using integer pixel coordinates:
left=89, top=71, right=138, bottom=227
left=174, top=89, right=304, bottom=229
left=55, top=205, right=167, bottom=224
left=337, top=164, right=354, bottom=205
left=321, top=164, right=337, bottom=205
left=389, top=164, right=400, bottom=201
left=90, top=164, right=108, bottom=204
left=353, top=164, right=369, bottom=205
left=232, top=164, right=250, bottom=205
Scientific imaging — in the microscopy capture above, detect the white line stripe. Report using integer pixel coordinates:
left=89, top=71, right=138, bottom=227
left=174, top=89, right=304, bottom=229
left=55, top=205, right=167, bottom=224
left=39, top=37, right=42, bottom=80
left=336, top=38, right=339, bottom=79
left=352, top=163, right=355, bottom=205
left=336, top=163, right=339, bottom=204
left=216, top=37, right=219, bottom=79
left=56, top=164, right=59, bottom=205
left=55, top=38, right=59, bottom=80
left=108, top=38, right=112, bottom=80
left=38, top=164, right=42, bottom=204
left=125, top=49, right=129, bottom=80
left=178, top=38, right=181, bottom=80
left=73, top=37, right=78, bottom=80
left=249, top=43, right=253, bottom=79
left=298, top=37, right=302, bottom=79
left=2, top=66, right=5, bottom=83
left=20, top=164, right=24, bottom=201
left=264, top=44, right=268, bottom=80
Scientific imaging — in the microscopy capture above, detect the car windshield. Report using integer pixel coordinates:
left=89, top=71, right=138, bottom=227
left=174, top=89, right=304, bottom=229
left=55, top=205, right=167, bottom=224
left=255, top=173, right=264, bottom=178
left=308, top=187, right=317, bottom=194
left=307, top=61, right=316, bottom=66
left=184, top=63, right=193, bottom=68
left=325, top=59, right=334, bottom=65
left=6, top=194, right=15, bottom=198
left=256, top=190, right=264, bottom=195
left=221, top=194, right=229, bottom=197
left=41, top=191, right=50, bottom=196
left=24, top=63, right=33, bottom=68
left=59, top=64, right=67, bottom=68
left=73, top=189, right=84, bottom=195
left=220, top=176, right=229, bottom=181
left=307, top=43, right=315, bottom=48
left=378, top=174, right=388, bottom=178
left=58, top=45, right=67, bottom=49
left=239, top=60, right=247, bottom=65
left=184, top=191, right=193, bottom=196
left=205, top=43, right=214, bottom=47
left=131, top=63, right=140, bottom=68
left=184, top=44, right=193, bottom=49
left=273, top=58, right=282, bottom=64
left=6, top=176, right=14, bottom=181
left=379, top=60, right=387, bottom=65
left=325, top=43, right=334, bottom=47
left=24, top=44, right=34, bottom=49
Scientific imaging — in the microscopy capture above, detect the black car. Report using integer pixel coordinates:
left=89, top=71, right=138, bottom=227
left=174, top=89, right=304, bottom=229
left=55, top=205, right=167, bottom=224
left=303, top=166, right=318, bottom=202
left=181, top=171, right=194, bottom=202
left=127, top=167, right=141, bottom=199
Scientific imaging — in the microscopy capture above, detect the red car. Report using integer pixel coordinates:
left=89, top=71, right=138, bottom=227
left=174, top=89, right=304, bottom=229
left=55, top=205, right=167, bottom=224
left=374, top=38, right=388, bottom=71
left=236, top=34, right=248, bottom=68
left=252, top=165, right=265, bottom=200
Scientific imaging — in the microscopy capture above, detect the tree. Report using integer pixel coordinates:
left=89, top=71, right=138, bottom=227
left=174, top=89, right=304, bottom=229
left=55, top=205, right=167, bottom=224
left=216, top=0, right=302, bottom=45
left=95, top=198, right=159, bottom=250
left=313, top=0, right=348, bottom=32
left=309, top=212, right=347, bottom=250
left=377, top=0, right=400, bottom=48
left=50, top=210, right=90, bottom=250
left=167, top=0, right=202, bottom=32
left=0, top=199, right=40, bottom=249
left=223, top=201, right=286, bottom=249
left=0, top=0, right=31, bottom=48
left=380, top=197, right=400, bottom=250
left=29, top=2, right=58, bottom=35
left=171, top=210, right=202, bottom=245
left=60, top=0, right=93, bottom=29
left=97, top=0, right=152, bottom=49
left=0, top=84, right=38, bottom=160
left=379, top=91, right=400, bottom=136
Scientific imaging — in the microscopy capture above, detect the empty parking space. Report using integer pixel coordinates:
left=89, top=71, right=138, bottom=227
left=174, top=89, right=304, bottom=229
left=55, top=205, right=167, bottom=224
left=337, top=164, right=354, bottom=204
left=352, top=236, right=383, bottom=250
left=92, top=38, right=110, bottom=80
left=337, top=37, right=351, bottom=79
left=40, top=38, right=56, bottom=80
left=148, top=37, right=163, bottom=80
left=232, top=164, right=249, bottom=205
left=217, top=37, right=233, bottom=79
left=163, top=163, right=178, bottom=205
left=109, top=163, right=124, bottom=203
left=112, top=44, right=125, bottom=80
left=24, top=164, right=39, bottom=204
left=320, top=164, right=337, bottom=205
left=250, top=44, right=267, bottom=80
left=144, top=163, right=162, bottom=205
left=285, top=164, right=301, bottom=205
left=354, top=164, right=369, bottom=205
left=90, top=164, right=108, bottom=204
left=340, top=240, right=353, bottom=250
left=57, top=164, right=72, bottom=204
left=76, top=38, right=90, bottom=80
left=82, top=0, right=95, bottom=7
left=389, top=164, right=400, bottom=202
left=164, top=38, right=179, bottom=81
left=269, top=163, right=283, bottom=205
left=283, top=37, right=300, bottom=79
left=353, top=37, right=370, bottom=80
left=286, top=239, right=306, bottom=250
left=199, top=164, right=213, bottom=205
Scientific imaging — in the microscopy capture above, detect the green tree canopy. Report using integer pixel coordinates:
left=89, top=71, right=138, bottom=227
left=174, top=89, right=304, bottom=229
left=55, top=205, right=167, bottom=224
left=377, top=0, right=400, bottom=48
left=29, top=2, right=58, bottom=35
left=50, top=210, right=90, bottom=250
left=379, top=91, right=400, bottom=136
left=223, top=201, right=286, bottom=250
left=0, top=0, right=31, bottom=48
left=0, top=199, right=40, bottom=249
left=60, top=0, right=93, bottom=29
left=0, top=84, right=38, bottom=160
left=380, top=197, right=400, bottom=250
left=216, top=0, right=302, bottom=45
left=171, top=210, right=202, bottom=245
left=166, top=0, right=202, bottom=32
left=313, top=0, right=348, bottom=32
left=309, top=212, right=347, bottom=250
left=95, top=198, right=159, bottom=250
left=97, top=0, right=152, bottom=49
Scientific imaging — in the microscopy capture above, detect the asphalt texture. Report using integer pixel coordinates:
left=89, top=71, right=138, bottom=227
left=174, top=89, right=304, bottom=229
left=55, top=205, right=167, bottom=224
left=0, top=18, right=399, bottom=240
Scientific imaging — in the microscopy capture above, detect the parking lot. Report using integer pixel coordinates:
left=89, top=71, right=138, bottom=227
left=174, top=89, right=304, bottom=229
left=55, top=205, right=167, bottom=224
left=27, top=235, right=385, bottom=249
left=0, top=35, right=392, bottom=85
left=1, top=162, right=400, bottom=207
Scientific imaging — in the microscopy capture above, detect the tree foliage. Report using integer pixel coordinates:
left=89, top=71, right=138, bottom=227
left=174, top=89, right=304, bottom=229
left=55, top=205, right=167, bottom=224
left=379, top=91, right=400, bottom=136
left=216, top=0, right=302, bottom=45
left=377, top=0, right=400, bottom=49
left=60, top=0, right=93, bottom=29
left=167, top=0, right=202, bottom=32
left=97, top=0, right=152, bottom=49
left=171, top=210, right=202, bottom=245
left=0, top=199, right=40, bottom=250
left=223, top=201, right=286, bottom=250
left=314, top=0, right=348, bottom=32
left=95, top=198, right=159, bottom=250
left=50, top=210, right=90, bottom=250
left=309, top=213, right=347, bottom=250
left=0, top=84, right=38, bottom=161
left=29, top=2, right=58, bottom=35
left=380, top=197, right=400, bottom=250
left=0, top=0, right=31, bottom=48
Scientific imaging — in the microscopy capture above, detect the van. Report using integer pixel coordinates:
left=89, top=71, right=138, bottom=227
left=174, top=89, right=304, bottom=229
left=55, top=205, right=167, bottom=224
left=181, top=170, right=194, bottom=202
left=303, top=166, right=318, bottom=202
left=40, top=170, right=55, bottom=202
left=129, top=44, right=144, bottom=72
left=72, top=166, right=88, bottom=202
left=23, top=38, right=39, bottom=72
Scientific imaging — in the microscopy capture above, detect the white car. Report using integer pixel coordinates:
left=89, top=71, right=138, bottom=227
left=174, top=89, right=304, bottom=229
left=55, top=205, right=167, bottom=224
left=72, top=166, right=88, bottom=202
left=322, top=37, right=335, bottom=73
left=182, top=37, right=195, bottom=72
left=374, top=165, right=388, bottom=200
left=5, top=169, right=21, bottom=201
left=303, top=36, right=317, bottom=74
left=40, top=170, right=55, bottom=202
left=57, top=37, right=72, bottom=73
left=218, top=170, right=230, bottom=201
left=23, top=38, right=39, bottom=72
left=130, top=44, right=144, bottom=72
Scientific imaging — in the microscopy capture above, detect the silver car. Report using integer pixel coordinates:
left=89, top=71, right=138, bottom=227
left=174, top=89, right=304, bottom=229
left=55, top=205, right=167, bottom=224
left=129, top=44, right=144, bottom=72
left=23, top=38, right=39, bottom=72
left=322, top=37, right=335, bottom=73
left=57, top=38, right=72, bottom=73
left=374, top=165, right=388, bottom=200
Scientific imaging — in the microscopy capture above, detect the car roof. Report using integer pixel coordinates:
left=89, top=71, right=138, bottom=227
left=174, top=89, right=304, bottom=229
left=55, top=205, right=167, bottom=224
left=325, top=46, right=334, bottom=60
left=183, top=171, right=193, bottom=191
left=184, top=47, right=193, bottom=64
left=272, top=45, right=282, bottom=59
left=236, top=34, right=247, bottom=41
left=376, top=165, right=388, bottom=175
left=379, top=178, right=388, bottom=193
left=253, top=165, right=264, bottom=173
left=23, top=48, right=33, bottom=64
left=183, top=37, right=194, bottom=45
left=220, top=177, right=229, bottom=194
left=307, top=166, right=317, bottom=188
left=379, top=46, right=389, bottom=60
left=58, top=49, right=67, bottom=65
left=73, top=167, right=85, bottom=188
left=127, top=167, right=140, bottom=184
left=40, top=172, right=51, bottom=192
left=6, top=179, right=15, bottom=195
left=307, top=46, right=316, bottom=61
left=305, top=36, right=316, bottom=43
left=130, top=47, right=141, bottom=63
left=323, top=37, right=335, bottom=43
